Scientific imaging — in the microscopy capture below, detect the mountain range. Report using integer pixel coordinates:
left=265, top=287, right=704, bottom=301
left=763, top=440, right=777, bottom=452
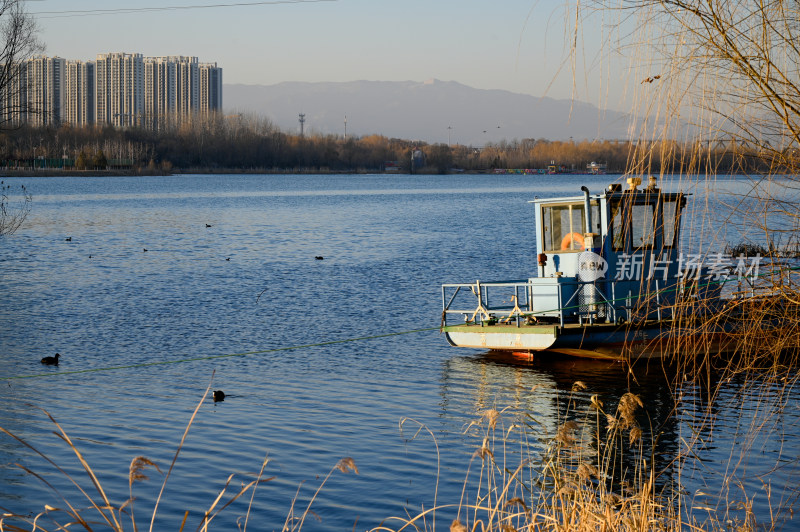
left=223, top=79, right=635, bottom=146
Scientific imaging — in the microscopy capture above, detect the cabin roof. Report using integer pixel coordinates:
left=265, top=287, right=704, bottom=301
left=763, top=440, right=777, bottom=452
left=528, top=187, right=686, bottom=206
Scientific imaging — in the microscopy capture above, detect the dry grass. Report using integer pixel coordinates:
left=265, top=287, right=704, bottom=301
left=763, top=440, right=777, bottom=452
left=376, top=394, right=665, bottom=532
left=374, top=373, right=798, bottom=532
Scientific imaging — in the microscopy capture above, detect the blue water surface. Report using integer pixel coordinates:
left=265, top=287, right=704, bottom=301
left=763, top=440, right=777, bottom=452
left=0, top=173, right=797, bottom=530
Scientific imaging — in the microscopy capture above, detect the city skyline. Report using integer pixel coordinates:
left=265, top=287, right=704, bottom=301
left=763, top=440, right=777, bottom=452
left=6, top=51, right=223, bottom=128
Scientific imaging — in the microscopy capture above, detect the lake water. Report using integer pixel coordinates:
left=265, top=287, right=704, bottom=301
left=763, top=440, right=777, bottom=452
left=0, top=173, right=797, bottom=530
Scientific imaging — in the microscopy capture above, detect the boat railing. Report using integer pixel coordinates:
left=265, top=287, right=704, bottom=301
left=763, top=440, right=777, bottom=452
left=441, top=274, right=749, bottom=329
left=442, top=280, right=532, bottom=327
left=442, top=278, right=621, bottom=328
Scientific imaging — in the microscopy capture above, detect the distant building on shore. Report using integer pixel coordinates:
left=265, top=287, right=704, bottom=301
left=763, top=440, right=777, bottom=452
left=1, top=52, right=222, bottom=128
left=65, top=59, right=95, bottom=126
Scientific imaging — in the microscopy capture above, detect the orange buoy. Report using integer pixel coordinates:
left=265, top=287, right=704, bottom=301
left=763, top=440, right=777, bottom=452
left=560, top=232, right=585, bottom=251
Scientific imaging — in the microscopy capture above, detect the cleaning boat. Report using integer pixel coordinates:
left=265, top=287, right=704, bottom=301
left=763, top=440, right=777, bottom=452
left=440, top=177, right=760, bottom=361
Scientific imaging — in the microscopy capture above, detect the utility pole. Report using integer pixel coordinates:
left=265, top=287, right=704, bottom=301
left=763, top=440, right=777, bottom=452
left=299, top=113, right=305, bottom=137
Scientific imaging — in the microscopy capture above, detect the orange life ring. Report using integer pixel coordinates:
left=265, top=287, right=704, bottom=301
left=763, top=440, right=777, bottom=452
left=560, top=232, right=585, bottom=251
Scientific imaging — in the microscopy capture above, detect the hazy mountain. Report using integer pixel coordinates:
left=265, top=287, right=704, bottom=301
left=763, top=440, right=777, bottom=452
left=223, top=79, right=634, bottom=146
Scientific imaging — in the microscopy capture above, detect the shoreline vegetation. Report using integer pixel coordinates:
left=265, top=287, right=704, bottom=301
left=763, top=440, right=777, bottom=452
left=0, top=119, right=793, bottom=177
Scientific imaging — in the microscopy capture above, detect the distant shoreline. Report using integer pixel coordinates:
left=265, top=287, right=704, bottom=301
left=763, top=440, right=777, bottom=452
left=0, top=168, right=767, bottom=178
left=0, top=168, right=396, bottom=177
left=0, top=169, right=169, bottom=178
left=0, top=167, right=617, bottom=177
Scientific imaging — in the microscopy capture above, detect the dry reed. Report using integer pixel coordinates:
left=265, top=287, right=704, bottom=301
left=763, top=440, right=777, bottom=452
left=373, top=377, right=795, bottom=532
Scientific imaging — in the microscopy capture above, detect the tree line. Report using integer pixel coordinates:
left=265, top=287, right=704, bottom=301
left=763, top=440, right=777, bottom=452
left=0, top=114, right=786, bottom=175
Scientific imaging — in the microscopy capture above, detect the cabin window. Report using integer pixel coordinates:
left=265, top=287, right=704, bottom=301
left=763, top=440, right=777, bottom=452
left=611, top=201, right=627, bottom=251
left=611, top=200, right=655, bottom=251
left=541, top=203, right=601, bottom=252
left=591, top=203, right=601, bottom=235
left=662, top=198, right=679, bottom=248
left=631, top=203, right=655, bottom=249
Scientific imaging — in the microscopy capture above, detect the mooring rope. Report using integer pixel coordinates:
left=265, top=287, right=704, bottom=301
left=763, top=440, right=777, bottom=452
left=2, top=327, right=440, bottom=381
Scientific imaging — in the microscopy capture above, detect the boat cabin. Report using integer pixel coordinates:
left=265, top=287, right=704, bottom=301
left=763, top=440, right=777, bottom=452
left=528, top=177, right=687, bottom=322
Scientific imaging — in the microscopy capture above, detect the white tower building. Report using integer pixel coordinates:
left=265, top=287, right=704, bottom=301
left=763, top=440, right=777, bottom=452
left=64, top=60, right=95, bottom=125
left=24, top=56, right=65, bottom=126
left=144, top=56, right=206, bottom=128
left=95, top=52, right=144, bottom=127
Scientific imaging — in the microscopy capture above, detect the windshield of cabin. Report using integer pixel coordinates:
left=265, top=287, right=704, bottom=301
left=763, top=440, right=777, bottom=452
left=662, top=198, right=680, bottom=247
left=612, top=197, right=672, bottom=252
left=632, top=203, right=655, bottom=249
left=541, top=203, right=601, bottom=252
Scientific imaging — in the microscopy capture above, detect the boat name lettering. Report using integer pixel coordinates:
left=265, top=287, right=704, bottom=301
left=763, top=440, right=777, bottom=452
left=577, top=251, right=608, bottom=282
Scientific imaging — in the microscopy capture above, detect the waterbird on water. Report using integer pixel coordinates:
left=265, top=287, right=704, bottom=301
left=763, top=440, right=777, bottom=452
left=213, top=390, right=225, bottom=402
left=65, top=237, right=72, bottom=242
left=315, top=256, right=324, bottom=260
left=205, top=223, right=212, bottom=228
left=41, top=353, right=60, bottom=365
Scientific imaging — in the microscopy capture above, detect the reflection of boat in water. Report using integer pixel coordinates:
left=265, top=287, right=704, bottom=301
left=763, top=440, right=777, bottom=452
left=440, top=352, right=681, bottom=494
left=440, top=177, right=765, bottom=361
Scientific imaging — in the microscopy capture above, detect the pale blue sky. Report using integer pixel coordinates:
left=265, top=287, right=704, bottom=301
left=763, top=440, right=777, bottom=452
left=30, top=0, right=631, bottom=110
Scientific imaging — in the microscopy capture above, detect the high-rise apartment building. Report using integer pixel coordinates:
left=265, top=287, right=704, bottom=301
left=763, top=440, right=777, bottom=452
left=0, top=63, right=27, bottom=125
left=172, top=56, right=199, bottom=119
left=64, top=60, right=95, bottom=125
left=95, top=52, right=144, bottom=127
left=144, top=57, right=174, bottom=128
left=0, top=52, right=222, bottom=128
left=143, top=55, right=205, bottom=129
left=199, top=62, right=223, bottom=114
left=21, top=56, right=66, bottom=126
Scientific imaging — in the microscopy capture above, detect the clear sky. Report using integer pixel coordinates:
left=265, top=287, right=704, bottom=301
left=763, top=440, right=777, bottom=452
left=30, top=0, right=631, bottom=111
